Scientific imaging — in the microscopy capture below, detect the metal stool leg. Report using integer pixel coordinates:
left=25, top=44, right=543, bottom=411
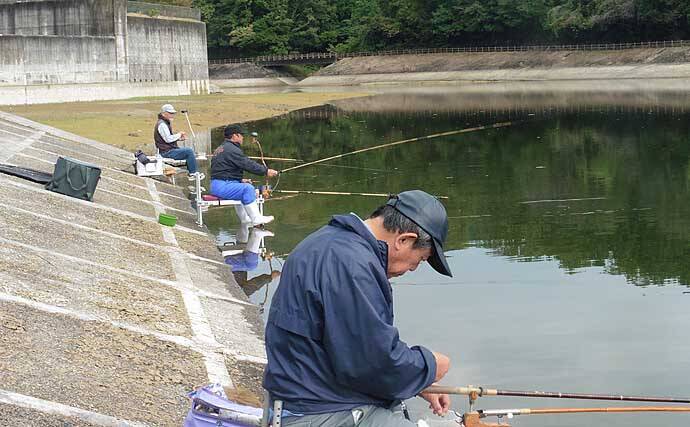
left=272, top=399, right=283, bottom=427
left=195, top=172, right=204, bottom=227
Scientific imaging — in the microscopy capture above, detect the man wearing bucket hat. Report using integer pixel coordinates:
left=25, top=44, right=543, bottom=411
left=263, top=190, right=453, bottom=426
left=154, top=104, right=204, bottom=180
left=210, top=124, right=278, bottom=226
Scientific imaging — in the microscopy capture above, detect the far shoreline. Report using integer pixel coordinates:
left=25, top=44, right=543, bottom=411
left=1, top=92, right=369, bottom=152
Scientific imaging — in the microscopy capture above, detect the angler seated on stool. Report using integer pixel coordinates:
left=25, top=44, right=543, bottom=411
left=154, top=103, right=204, bottom=181
left=210, top=124, right=278, bottom=227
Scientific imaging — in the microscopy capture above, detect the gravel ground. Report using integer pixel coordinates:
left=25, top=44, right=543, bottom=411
left=0, top=244, right=191, bottom=337
left=0, top=404, right=105, bottom=427
left=0, top=182, right=167, bottom=246
left=0, top=302, right=207, bottom=426
left=175, top=228, right=224, bottom=261
left=0, top=111, right=270, bottom=425
left=0, top=204, right=175, bottom=280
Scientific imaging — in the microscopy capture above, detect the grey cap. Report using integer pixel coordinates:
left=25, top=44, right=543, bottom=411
left=387, top=190, right=452, bottom=277
left=160, top=104, right=176, bottom=114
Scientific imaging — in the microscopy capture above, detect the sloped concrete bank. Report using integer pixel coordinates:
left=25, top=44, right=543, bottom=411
left=209, top=63, right=297, bottom=89
left=0, top=111, right=265, bottom=426
left=297, top=47, right=690, bottom=86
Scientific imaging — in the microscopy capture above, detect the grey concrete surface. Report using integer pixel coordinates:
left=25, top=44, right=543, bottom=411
left=300, top=63, right=690, bottom=87
left=0, top=111, right=266, bottom=426
left=127, top=15, right=209, bottom=83
left=0, top=0, right=208, bottom=105
left=0, top=403, right=104, bottom=427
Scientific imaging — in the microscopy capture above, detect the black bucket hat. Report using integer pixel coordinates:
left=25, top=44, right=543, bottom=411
left=387, top=190, right=452, bottom=277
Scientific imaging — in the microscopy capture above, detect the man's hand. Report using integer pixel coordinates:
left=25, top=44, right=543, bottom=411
left=242, top=178, right=253, bottom=184
left=418, top=391, right=451, bottom=417
left=267, top=169, right=279, bottom=177
left=432, top=352, right=450, bottom=382
left=180, top=131, right=187, bottom=140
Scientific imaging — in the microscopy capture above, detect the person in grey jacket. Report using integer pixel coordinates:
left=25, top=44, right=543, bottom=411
left=153, top=104, right=203, bottom=179
left=210, top=124, right=278, bottom=226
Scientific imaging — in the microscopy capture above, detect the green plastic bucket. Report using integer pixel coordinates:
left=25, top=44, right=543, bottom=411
left=158, top=213, right=177, bottom=227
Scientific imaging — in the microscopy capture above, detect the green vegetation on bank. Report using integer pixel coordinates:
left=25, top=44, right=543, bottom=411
left=149, top=0, right=690, bottom=56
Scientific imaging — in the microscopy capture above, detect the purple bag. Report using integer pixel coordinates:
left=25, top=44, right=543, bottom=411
left=184, top=385, right=263, bottom=427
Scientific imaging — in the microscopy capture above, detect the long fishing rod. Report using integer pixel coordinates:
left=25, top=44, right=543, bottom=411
left=180, top=109, right=204, bottom=158
left=478, top=407, right=690, bottom=417
left=273, top=189, right=449, bottom=199
left=460, top=407, right=690, bottom=427
left=280, top=121, right=517, bottom=174
left=425, top=385, right=690, bottom=404
left=248, top=156, right=303, bottom=162
left=203, top=154, right=302, bottom=162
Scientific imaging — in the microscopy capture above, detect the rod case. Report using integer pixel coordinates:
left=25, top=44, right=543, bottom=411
left=45, top=156, right=101, bottom=202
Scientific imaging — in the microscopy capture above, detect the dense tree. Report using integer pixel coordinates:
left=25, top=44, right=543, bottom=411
left=147, top=0, right=690, bottom=55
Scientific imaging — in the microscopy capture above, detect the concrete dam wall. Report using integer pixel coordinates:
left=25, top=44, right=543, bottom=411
left=0, top=0, right=208, bottom=105
left=127, top=15, right=208, bottom=83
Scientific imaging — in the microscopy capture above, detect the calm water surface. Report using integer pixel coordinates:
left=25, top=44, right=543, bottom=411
left=201, top=88, right=690, bottom=427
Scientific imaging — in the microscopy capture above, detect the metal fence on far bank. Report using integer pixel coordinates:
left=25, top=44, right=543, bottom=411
left=209, top=40, right=690, bottom=65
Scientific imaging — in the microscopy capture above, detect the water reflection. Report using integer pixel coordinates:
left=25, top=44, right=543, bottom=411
left=219, top=225, right=282, bottom=315
left=201, top=87, right=690, bottom=427
left=204, top=89, right=690, bottom=288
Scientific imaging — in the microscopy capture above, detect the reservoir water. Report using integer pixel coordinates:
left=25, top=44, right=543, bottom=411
left=201, top=87, right=690, bottom=427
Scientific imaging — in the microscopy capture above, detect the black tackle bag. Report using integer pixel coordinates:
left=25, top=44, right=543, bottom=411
left=45, top=156, right=101, bottom=202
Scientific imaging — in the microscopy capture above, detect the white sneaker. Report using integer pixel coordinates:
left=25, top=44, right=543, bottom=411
left=187, top=172, right=205, bottom=181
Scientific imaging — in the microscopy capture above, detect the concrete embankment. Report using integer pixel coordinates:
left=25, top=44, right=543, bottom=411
left=0, top=111, right=265, bottom=425
left=296, top=47, right=690, bottom=86
left=210, top=63, right=298, bottom=89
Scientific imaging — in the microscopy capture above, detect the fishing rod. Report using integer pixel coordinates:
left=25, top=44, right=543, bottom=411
left=280, top=121, right=517, bottom=174
left=202, top=154, right=302, bottom=162
left=273, top=189, right=448, bottom=199
left=479, top=407, right=690, bottom=416
left=247, top=156, right=303, bottom=162
left=180, top=109, right=205, bottom=159
left=248, top=131, right=283, bottom=197
left=425, top=385, right=690, bottom=404
left=460, top=407, right=690, bottom=427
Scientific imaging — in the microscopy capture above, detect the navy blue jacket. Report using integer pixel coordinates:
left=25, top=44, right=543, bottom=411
left=211, top=140, right=267, bottom=181
left=263, top=214, right=437, bottom=414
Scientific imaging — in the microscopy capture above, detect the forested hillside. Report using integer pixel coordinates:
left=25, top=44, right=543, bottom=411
left=151, top=1, right=690, bottom=57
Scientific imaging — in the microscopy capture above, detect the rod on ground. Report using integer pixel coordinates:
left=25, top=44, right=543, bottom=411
left=425, top=385, right=690, bottom=404
left=280, top=121, right=517, bottom=174
left=273, top=189, right=448, bottom=199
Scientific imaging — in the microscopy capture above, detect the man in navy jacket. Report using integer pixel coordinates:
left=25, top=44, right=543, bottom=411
left=264, top=190, right=453, bottom=426
left=210, top=124, right=278, bottom=226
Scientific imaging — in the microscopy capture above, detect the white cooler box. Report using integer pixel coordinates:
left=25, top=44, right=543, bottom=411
left=135, top=156, right=164, bottom=176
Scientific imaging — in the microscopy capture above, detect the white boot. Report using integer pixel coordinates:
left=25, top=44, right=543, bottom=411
left=236, top=223, right=250, bottom=244
left=244, top=201, right=274, bottom=226
left=246, top=228, right=274, bottom=254
left=234, top=205, right=252, bottom=224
